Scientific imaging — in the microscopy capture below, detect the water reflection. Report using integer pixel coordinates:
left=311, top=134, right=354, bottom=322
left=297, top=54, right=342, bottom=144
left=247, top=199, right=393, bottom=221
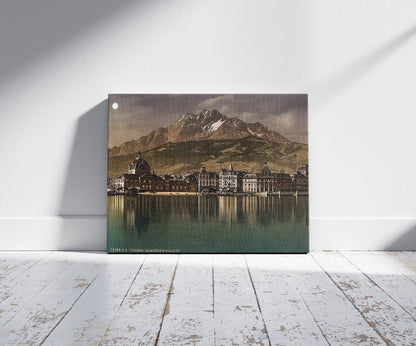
left=108, top=195, right=308, bottom=253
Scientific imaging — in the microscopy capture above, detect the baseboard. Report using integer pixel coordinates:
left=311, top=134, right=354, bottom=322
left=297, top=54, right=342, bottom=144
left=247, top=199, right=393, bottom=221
left=310, top=218, right=416, bottom=250
left=0, top=216, right=106, bottom=251
left=0, top=217, right=415, bottom=251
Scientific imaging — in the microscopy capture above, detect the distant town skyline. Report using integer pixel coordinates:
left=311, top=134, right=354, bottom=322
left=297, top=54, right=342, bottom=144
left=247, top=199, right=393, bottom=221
left=108, top=151, right=308, bottom=196
left=108, top=94, right=308, bottom=147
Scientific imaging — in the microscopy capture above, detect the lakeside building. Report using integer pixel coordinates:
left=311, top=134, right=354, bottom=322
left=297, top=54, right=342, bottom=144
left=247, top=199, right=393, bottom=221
left=256, top=163, right=295, bottom=193
left=292, top=171, right=308, bottom=191
left=257, top=162, right=273, bottom=193
left=288, top=164, right=309, bottom=191
left=242, top=162, right=307, bottom=193
left=114, top=176, right=125, bottom=191
left=218, top=163, right=245, bottom=193
left=124, top=153, right=153, bottom=193
left=198, top=167, right=219, bottom=192
left=122, top=153, right=197, bottom=195
left=108, top=152, right=308, bottom=195
left=298, top=164, right=309, bottom=176
left=107, top=176, right=125, bottom=193
left=275, top=173, right=295, bottom=191
left=290, top=164, right=309, bottom=178
left=242, top=173, right=258, bottom=193
left=127, top=153, right=151, bottom=174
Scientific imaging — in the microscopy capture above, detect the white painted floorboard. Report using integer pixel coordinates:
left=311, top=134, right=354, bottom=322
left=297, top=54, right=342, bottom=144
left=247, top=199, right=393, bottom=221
left=245, top=255, right=327, bottom=345
left=213, top=255, right=269, bottom=345
left=312, top=251, right=416, bottom=345
left=101, top=254, right=178, bottom=345
left=157, top=255, right=214, bottom=345
left=0, top=252, right=49, bottom=288
left=43, top=254, right=146, bottom=345
left=0, top=252, right=108, bottom=345
left=279, top=254, right=384, bottom=345
left=0, top=251, right=415, bottom=345
left=341, top=251, right=416, bottom=320
left=0, top=252, right=73, bottom=329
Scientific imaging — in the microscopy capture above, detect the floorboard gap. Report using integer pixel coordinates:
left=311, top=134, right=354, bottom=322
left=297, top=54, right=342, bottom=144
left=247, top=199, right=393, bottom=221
left=154, top=255, right=180, bottom=346
left=244, top=255, right=272, bottom=346
left=310, top=252, right=390, bottom=345
left=339, top=251, right=416, bottom=322
left=39, top=270, right=101, bottom=345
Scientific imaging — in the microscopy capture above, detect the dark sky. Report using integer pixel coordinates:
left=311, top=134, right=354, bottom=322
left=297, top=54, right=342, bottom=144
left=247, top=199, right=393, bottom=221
left=108, top=94, right=308, bottom=147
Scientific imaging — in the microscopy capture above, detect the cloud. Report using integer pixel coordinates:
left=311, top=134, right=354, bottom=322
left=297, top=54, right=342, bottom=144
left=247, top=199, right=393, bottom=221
left=198, top=95, right=234, bottom=111
left=196, top=94, right=308, bottom=143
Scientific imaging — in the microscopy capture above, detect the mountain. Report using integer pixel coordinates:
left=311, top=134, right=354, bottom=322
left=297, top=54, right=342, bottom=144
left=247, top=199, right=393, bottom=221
left=108, top=109, right=288, bottom=157
left=108, top=136, right=308, bottom=178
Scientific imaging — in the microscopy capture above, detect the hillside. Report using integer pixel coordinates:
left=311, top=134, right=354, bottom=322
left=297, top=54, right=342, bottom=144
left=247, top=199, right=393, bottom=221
left=109, top=109, right=288, bottom=157
left=108, top=136, right=308, bottom=178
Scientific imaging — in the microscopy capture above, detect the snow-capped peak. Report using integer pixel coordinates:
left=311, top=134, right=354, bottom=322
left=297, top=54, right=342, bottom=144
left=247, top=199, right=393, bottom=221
left=203, top=118, right=226, bottom=134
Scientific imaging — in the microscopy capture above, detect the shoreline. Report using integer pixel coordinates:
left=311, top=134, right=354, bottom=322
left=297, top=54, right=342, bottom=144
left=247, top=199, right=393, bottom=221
left=108, top=191, right=309, bottom=197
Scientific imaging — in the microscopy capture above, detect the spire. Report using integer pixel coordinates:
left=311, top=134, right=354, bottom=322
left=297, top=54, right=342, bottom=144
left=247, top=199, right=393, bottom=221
left=261, top=161, right=271, bottom=176
left=228, top=162, right=233, bottom=171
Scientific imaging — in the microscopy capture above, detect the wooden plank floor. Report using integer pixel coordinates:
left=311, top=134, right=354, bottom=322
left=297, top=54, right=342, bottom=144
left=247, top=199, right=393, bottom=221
left=0, top=252, right=415, bottom=345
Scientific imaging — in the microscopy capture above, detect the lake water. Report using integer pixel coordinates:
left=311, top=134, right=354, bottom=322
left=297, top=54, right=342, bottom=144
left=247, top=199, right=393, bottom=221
left=107, top=195, right=309, bottom=253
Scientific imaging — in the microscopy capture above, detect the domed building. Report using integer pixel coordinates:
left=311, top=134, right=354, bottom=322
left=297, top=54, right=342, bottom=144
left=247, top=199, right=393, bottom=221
left=123, top=152, right=198, bottom=194
left=128, top=153, right=151, bottom=175
left=124, top=152, right=155, bottom=194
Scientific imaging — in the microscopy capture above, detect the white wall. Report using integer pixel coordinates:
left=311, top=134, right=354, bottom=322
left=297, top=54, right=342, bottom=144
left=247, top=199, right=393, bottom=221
left=1, top=0, right=415, bottom=250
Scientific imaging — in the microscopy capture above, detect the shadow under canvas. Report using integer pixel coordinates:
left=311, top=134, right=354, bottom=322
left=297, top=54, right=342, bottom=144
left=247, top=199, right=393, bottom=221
left=58, top=100, right=108, bottom=250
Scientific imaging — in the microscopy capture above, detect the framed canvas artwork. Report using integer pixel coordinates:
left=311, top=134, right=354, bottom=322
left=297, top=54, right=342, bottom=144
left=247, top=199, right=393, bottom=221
left=107, top=94, right=309, bottom=253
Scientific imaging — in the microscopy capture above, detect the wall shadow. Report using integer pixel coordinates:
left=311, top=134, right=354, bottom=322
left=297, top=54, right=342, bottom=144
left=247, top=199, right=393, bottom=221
left=59, top=100, right=108, bottom=216
left=0, top=0, right=139, bottom=81
left=385, top=223, right=416, bottom=251
left=312, top=24, right=416, bottom=109
left=57, top=100, right=108, bottom=250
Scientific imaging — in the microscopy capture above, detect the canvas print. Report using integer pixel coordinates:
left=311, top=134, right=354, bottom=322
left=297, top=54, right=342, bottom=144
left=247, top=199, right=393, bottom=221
left=107, top=94, right=309, bottom=253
